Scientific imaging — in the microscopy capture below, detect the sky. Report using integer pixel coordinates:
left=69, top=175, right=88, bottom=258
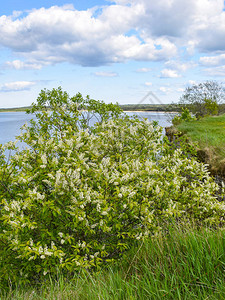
left=0, top=0, right=225, bottom=108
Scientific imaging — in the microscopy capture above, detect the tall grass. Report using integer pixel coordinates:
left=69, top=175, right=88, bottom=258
left=2, top=222, right=225, bottom=300
left=177, top=114, right=225, bottom=157
left=177, top=114, right=225, bottom=174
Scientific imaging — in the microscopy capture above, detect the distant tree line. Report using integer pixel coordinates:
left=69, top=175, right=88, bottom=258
left=119, top=104, right=181, bottom=112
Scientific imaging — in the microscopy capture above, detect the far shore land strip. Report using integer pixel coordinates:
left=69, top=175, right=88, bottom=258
left=1, top=103, right=224, bottom=113
left=0, top=104, right=180, bottom=113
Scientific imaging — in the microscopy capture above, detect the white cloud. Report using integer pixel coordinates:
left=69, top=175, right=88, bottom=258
left=199, top=54, right=225, bottom=66
left=159, top=86, right=172, bottom=94
left=145, top=82, right=152, bottom=86
left=4, top=60, right=44, bottom=70
left=203, top=66, right=225, bottom=77
left=159, top=60, right=196, bottom=79
left=190, top=0, right=225, bottom=52
left=176, top=88, right=185, bottom=92
left=158, top=86, right=184, bottom=94
left=188, top=80, right=197, bottom=85
left=138, top=0, right=198, bottom=38
left=94, top=71, right=118, bottom=77
left=160, top=69, right=180, bottom=78
left=115, top=0, right=225, bottom=54
left=0, top=0, right=224, bottom=71
left=0, top=5, right=177, bottom=67
left=164, top=60, right=196, bottom=72
left=0, top=81, right=36, bottom=92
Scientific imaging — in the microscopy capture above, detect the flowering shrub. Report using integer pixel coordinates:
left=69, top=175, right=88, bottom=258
left=0, top=87, right=225, bottom=287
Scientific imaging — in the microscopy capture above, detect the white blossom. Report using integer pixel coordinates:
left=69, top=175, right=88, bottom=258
left=41, top=154, right=47, bottom=165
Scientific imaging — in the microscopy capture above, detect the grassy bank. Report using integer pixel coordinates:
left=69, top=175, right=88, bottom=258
left=176, top=113, right=225, bottom=175
left=2, top=222, right=225, bottom=300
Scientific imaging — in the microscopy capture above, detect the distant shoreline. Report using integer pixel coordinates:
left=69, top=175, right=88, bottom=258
left=0, top=109, right=179, bottom=114
left=0, top=103, right=179, bottom=113
left=0, top=107, right=179, bottom=113
left=124, top=110, right=178, bottom=113
left=0, top=107, right=30, bottom=112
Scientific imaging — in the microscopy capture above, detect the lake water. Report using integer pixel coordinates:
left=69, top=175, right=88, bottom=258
left=0, top=111, right=174, bottom=146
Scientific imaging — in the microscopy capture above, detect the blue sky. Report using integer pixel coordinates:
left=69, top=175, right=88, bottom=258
left=0, top=0, right=225, bottom=107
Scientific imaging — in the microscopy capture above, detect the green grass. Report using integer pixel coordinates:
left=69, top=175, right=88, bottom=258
left=2, top=222, right=225, bottom=300
left=177, top=113, right=225, bottom=173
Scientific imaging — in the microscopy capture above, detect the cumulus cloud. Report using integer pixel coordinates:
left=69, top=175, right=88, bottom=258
left=189, top=0, right=225, bottom=52
left=164, top=60, right=196, bottom=72
left=159, top=60, right=196, bottom=78
left=0, top=0, right=224, bottom=69
left=159, top=86, right=172, bottom=94
left=0, top=5, right=177, bottom=68
left=4, top=60, right=44, bottom=70
left=160, top=69, right=180, bottom=78
left=158, top=86, right=184, bottom=95
left=110, top=0, right=225, bottom=54
left=0, top=81, right=36, bottom=92
left=200, top=54, right=225, bottom=66
left=203, top=66, right=225, bottom=77
left=138, top=0, right=198, bottom=38
left=199, top=54, right=225, bottom=76
left=188, top=80, right=197, bottom=86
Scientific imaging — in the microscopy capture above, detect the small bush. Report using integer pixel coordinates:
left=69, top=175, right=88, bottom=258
left=172, top=108, right=196, bottom=125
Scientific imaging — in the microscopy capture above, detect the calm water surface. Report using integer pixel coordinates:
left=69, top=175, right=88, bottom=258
left=0, top=111, right=174, bottom=146
left=0, top=112, right=35, bottom=145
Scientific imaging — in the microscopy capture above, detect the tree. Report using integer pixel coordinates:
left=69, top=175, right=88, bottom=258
left=179, top=81, right=225, bottom=118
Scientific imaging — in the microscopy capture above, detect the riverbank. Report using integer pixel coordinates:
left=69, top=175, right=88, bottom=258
left=169, top=113, right=225, bottom=177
